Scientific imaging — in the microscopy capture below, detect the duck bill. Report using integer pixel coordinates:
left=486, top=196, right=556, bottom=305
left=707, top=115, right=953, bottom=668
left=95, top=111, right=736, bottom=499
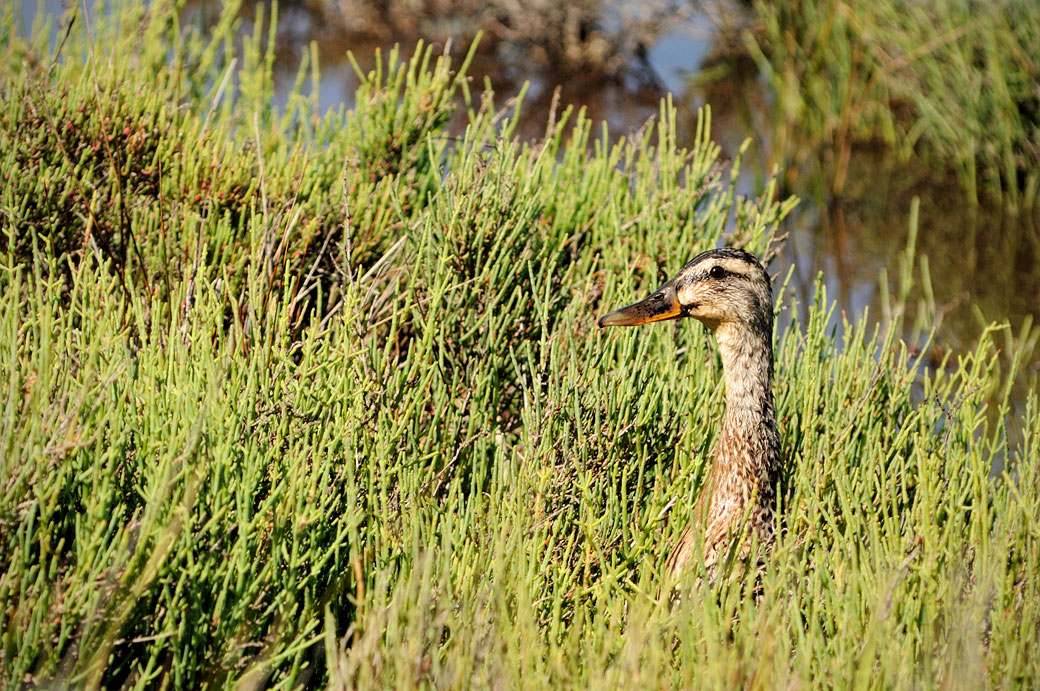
left=598, top=284, right=682, bottom=327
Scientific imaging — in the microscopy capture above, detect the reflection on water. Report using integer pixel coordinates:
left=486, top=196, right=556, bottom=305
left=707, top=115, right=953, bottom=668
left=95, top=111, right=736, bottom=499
left=16, top=0, right=1040, bottom=371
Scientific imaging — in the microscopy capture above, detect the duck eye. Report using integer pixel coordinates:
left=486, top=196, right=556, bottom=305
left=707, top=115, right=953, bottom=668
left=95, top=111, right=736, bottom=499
left=709, top=265, right=726, bottom=279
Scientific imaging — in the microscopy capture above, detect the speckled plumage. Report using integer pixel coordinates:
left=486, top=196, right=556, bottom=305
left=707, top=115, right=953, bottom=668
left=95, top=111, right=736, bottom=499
left=598, top=248, right=782, bottom=579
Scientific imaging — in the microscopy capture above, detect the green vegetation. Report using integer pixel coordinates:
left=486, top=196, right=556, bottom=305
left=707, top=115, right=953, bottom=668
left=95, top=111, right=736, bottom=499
left=2, top=1, right=1039, bottom=687
left=746, top=0, right=1040, bottom=210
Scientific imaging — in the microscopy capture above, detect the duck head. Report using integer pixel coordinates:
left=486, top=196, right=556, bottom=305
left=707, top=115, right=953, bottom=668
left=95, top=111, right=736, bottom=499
left=598, top=248, right=772, bottom=334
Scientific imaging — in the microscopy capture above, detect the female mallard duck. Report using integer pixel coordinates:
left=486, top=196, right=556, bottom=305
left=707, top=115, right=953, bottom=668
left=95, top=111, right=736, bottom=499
left=598, top=248, right=781, bottom=578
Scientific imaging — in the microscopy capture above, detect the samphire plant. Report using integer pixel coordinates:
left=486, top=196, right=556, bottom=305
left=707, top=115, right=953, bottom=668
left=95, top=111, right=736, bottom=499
left=1, top=1, right=1038, bottom=687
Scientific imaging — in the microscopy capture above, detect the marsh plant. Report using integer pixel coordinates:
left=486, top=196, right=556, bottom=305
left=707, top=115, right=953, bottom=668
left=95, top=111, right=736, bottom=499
left=1, top=1, right=1038, bottom=687
left=744, top=0, right=1040, bottom=211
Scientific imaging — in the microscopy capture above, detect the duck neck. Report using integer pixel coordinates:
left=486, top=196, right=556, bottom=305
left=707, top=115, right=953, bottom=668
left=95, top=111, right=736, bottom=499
left=711, top=320, right=780, bottom=486
left=715, top=321, right=774, bottom=418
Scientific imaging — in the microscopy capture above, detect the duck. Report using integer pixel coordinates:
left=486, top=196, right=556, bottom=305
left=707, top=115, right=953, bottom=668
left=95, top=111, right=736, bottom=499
left=598, top=247, right=781, bottom=579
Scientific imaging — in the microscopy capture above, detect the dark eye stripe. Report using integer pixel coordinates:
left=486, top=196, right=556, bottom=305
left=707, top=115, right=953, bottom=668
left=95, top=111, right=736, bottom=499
left=680, top=265, right=750, bottom=288
left=694, top=266, right=750, bottom=282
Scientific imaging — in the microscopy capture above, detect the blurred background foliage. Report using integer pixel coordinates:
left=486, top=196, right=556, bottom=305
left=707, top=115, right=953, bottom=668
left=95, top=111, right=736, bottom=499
left=267, top=0, right=1040, bottom=209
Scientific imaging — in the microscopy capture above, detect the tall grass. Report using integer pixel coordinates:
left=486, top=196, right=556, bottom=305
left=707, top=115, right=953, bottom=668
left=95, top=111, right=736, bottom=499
left=1, top=1, right=1038, bottom=687
left=745, top=0, right=1040, bottom=211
